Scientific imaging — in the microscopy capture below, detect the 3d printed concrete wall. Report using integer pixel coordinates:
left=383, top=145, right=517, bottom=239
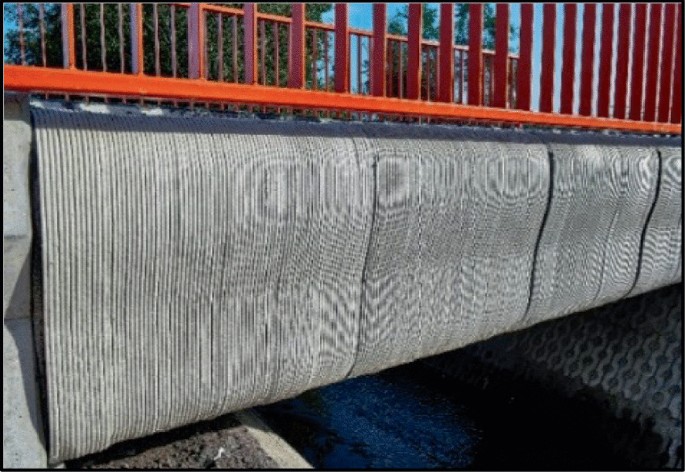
left=4, top=97, right=681, bottom=465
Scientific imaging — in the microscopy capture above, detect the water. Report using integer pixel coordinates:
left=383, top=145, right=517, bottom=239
left=256, top=361, right=629, bottom=469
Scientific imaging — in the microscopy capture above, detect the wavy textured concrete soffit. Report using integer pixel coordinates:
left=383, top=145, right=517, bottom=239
left=33, top=109, right=374, bottom=462
left=351, top=124, right=550, bottom=377
left=425, top=284, right=683, bottom=468
left=522, top=133, right=661, bottom=328
left=631, top=146, right=682, bottom=296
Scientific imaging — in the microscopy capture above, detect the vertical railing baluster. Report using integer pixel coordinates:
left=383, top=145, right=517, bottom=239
left=578, top=4, right=596, bottom=116
left=643, top=3, right=662, bottom=122
left=426, top=47, right=432, bottom=101
left=118, top=3, right=125, bottom=72
left=539, top=4, right=556, bottom=113
left=508, top=57, right=515, bottom=108
left=371, top=3, right=387, bottom=96
left=312, top=29, right=318, bottom=90
left=100, top=3, right=107, bottom=71
left=468, top=3, right=483, bottom=105
left=629, top=3, right=647, bottom=121
left=288, top=3, right=305, bottom=88
left=657, top=3, right=676, bottom=123
left=80, top=3, right=88, bottom=70
left=217, top=14, right=224, bottom=81
left=597, top=3, right=614, bottom=118
left=260, top=20, right=266, bottom=85
left=407, top=3, right=422, bottom=100
left=188, top=3, right=205, bottom=79
left=398, top=42, right=404, bottom=98
left=130, top=3, right=143, bottom=75
left=670, top=4, right=682, bottom=124
left=100, top=3, right=108, bottom=101
left=204, top=11, right=209, bottom=84
left=357, top=35, right=362, bottom=94
left=560, top=4, right=577, bottom=114
left=118, top=3, right=125, bottom=102
left=334, top=4, right=349, bottom=93
left=493, top=3, right=509, bottom=108
left=488, top=54, right=494, bottom=105
left=232, top=15, right=238, bottom=82
left=614, top=4, right=632, bottom=119
left=438, top=3, right=455, bottom=103
left=324, top=31, right=330, bottom=91
left=517, top=3, right=533, bottom=110
left=170, top=6, right=177, bottom=77
left=153, top=3, right=160, bottom=76
left=275, top=22, right=281, bottom=112
left=62, top=3, right=76, bottom=69
left=40, top=4, right=47, bottom=66
left=459, top=50, right=465, bottom=103
left=61, top=3, right=76, bottom=101
left=387, top=40, right=394, bottom=97
left=39, top=3, right=48, bottom=98
left=274, top=23, right=280, bottom=86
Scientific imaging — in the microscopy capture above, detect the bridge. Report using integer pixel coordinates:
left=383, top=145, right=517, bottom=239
left=3, top=2, right=682, bottom=468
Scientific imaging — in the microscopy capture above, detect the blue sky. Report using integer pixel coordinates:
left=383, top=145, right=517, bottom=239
left=4, top=4, right=619, bottom=114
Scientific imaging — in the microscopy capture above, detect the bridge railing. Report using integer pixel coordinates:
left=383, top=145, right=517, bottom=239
left=3, top=3, right=682, bottom=134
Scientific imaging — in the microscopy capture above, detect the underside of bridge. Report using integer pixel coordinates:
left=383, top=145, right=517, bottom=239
left=3, top=93, right=682, bottom=467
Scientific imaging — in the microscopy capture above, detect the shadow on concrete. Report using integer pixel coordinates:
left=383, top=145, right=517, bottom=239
left=29, top=102, right=681, bottom=148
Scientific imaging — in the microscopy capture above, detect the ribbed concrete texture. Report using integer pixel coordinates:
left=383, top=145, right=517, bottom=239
left=30, top=105, right=682, bottom=462
left=33, top=109, right=374, bottom=462
left=424, top=284, right=683, bottom=469
left=631, top=146, right=682, bottom=296
left=521, top=132, right=660, bottom=328
left=351, top=124, right=549, bottom=377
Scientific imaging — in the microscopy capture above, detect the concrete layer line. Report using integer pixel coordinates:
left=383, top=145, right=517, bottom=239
left=27, top=102, right=682, bottom=463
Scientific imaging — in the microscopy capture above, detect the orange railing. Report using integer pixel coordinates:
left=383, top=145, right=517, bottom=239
left=3, top=3, right=681, bottom=134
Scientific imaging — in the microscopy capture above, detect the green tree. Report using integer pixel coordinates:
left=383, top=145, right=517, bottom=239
left=4, top=4, right=64, bottom=67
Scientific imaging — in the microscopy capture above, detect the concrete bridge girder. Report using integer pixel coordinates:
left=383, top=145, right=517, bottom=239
left=3, top=95, right=682, bottom=465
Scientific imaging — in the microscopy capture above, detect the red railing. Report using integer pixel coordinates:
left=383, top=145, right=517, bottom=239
left=3, top=3, right=681, bottom=134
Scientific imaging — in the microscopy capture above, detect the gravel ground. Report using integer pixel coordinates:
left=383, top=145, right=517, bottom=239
left=66, top=413, right=278, bottom=469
